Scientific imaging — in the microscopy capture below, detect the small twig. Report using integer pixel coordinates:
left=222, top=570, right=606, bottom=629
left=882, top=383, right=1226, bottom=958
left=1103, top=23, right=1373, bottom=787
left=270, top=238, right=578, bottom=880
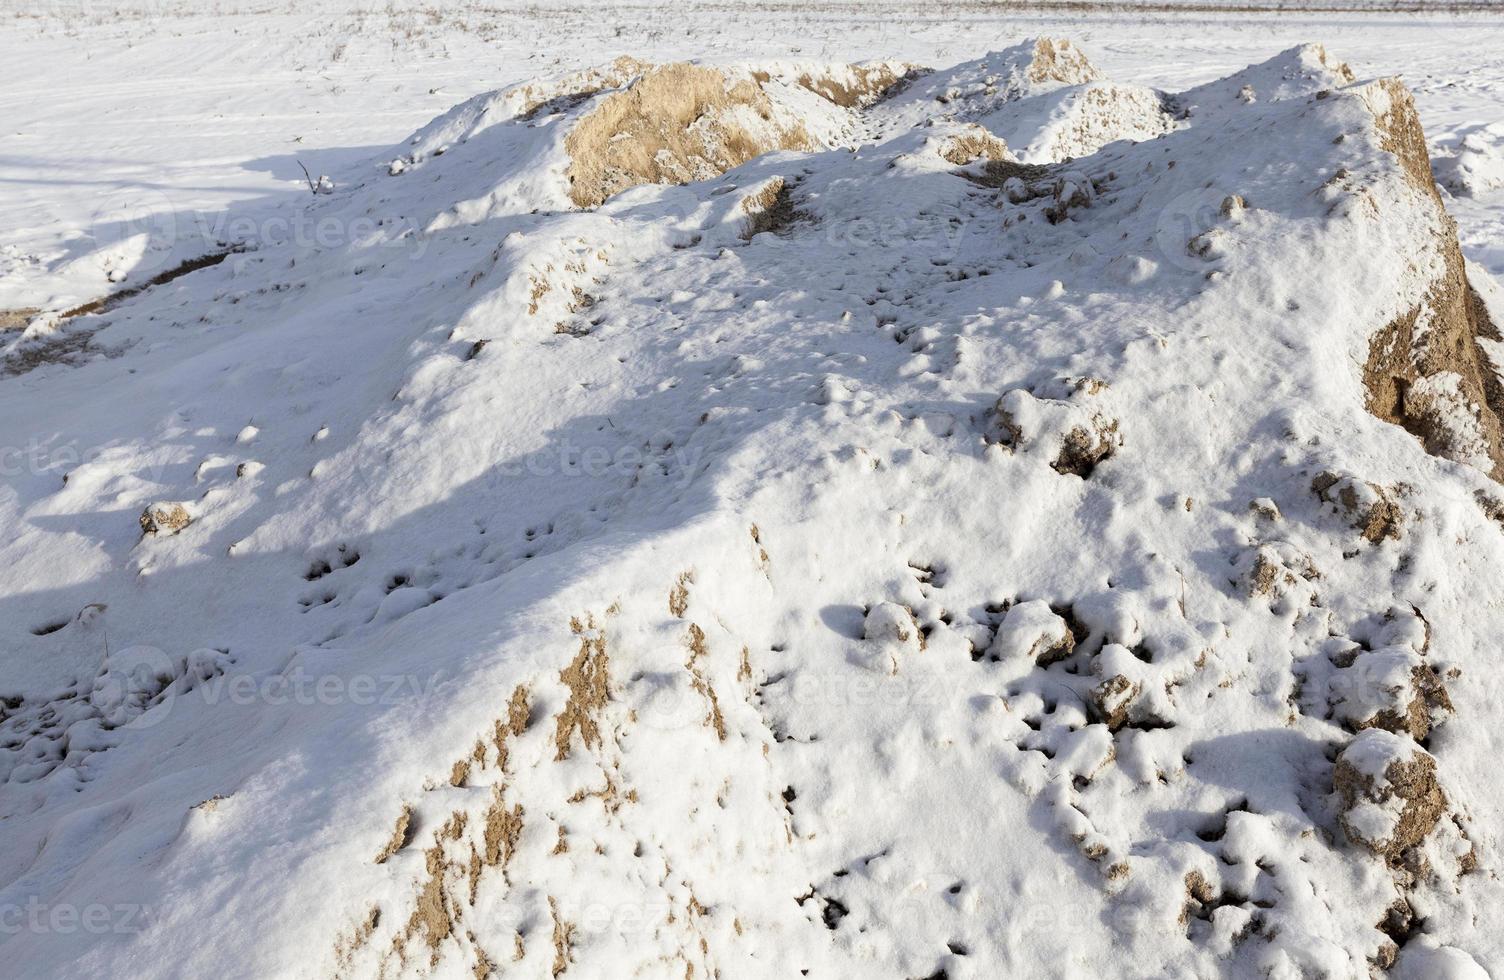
left=297, top=160, right=318, bottom=195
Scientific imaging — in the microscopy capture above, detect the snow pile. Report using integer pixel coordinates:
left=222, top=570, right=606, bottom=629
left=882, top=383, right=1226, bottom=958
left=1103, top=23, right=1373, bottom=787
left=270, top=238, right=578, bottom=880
left=84, top=37, right=1161, bottom=257
left=3, top=39, right=1504, bottom=980
left=1435, top=128, right=1504, bottom=198
left=867, top=39, right=1178, bottom=162
left=1176, top=42, right=1357, bottom=111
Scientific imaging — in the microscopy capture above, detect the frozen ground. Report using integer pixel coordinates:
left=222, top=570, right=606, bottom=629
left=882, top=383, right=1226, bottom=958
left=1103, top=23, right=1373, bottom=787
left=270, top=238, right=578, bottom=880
left=1, top=3, right=1504, bottom=979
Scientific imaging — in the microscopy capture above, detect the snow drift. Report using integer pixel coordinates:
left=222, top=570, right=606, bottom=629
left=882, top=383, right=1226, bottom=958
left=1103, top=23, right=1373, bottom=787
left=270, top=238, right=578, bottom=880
left=2, top=39, right=1504, bottom=980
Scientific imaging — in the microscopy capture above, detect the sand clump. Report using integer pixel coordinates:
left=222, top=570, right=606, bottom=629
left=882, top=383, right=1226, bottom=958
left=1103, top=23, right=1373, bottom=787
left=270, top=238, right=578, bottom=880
left=482, top=791, right=523, bottom=869
left=1312, top=472, right=1404, bottom=543
left=407, top=857, right=454, bottom=952
left=1242, top=543, right=1319, bottom=605
left=738, top=176, right=808, bottom=239
left=564, top=64, right=813, bottom=208
left=1089, top=674, right=1140, bottom=731
left=0, top=308, right=38, bottom=331
left=987, top=599, right=1075, bottom=665
left=794, top=62, right=914, bottom=108
left=1022, top=38, right=1102, bottom=87
left=139, top=501, right=193, bottom=536
left=668, top=571, right=692, bottom=617
left=1330, top=650, right=1452, bottom=742
left=684, top=623, right=727, bottom=741
left=375, top=803, right=414, bottom=864
left=992, top=378, right=1121, bottom=478
left=936, top=125, right=1012, bottom=166
left=549, top=897, right=575, bottom=976
left=554, top=616, right=610, bottom=759
left=1334, top=730, right=1447, bottom=865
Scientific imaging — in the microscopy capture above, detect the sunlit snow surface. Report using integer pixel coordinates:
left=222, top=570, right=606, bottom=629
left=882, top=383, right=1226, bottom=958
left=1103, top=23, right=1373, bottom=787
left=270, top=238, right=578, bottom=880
left=0, top=4, right=1503, bottom=979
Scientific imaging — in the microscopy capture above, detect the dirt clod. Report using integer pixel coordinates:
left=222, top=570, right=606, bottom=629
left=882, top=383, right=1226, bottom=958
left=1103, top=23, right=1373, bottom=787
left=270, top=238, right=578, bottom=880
left=740, top=177, right=808, bottom=239
left=1090, top=674, right=1140, bottom=731
left=482, top=792, right=523, bottom=869
left=139, top=502, right=192, bottom=536
left=1334, top=729, right=1447, bottom=865
left=1312, top=472, right=1403, bottom=543
left=374, top=803, right=413, bottom=864
left=555, top=618, right=610, bottom=759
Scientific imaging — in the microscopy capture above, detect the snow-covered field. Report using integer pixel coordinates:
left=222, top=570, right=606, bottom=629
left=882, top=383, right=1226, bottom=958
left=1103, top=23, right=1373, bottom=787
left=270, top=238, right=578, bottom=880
left=5, top=1, right=1504, bottom=311
left=3, top=3, right=1504, bottom=978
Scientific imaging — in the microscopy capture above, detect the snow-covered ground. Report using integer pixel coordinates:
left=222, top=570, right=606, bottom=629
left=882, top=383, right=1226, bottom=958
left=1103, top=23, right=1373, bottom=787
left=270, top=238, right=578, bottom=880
left=2, top=3, right=1504, bottom=979
left=4, top=1, right=1503, bottom=311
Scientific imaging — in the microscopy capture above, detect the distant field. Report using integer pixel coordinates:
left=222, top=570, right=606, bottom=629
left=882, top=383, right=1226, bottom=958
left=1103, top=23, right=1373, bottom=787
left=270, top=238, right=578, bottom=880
left=4, top=0, right=1504, bottom=14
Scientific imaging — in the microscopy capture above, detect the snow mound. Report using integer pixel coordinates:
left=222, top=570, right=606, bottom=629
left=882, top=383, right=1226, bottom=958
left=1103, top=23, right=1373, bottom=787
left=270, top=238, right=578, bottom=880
left=1176, top=42, right=1357, bottom=111
left=874, top=39, right=1174, bottom=162
left=890, top=37, right=1103, bottom=113
left=392, top=38, right=1152, bottom=221
left=1398, top=938, right=1492, bottom=980
left=980, top=80, right=1178, bottom=163
left=1435, top=128, right=1504, bottom=198
left=4, top=40, right=1504, bottom=980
